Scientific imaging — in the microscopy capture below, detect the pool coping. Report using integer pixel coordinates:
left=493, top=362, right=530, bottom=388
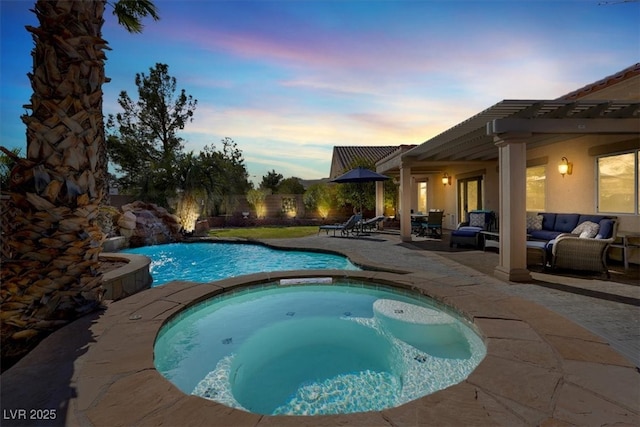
left=1, top=238, right=638, bottom=426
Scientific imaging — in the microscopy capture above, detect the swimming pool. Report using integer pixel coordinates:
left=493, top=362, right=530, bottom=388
left=121, top=242, right=360, bottom=286
left=154, top=280, right=486, bottom=415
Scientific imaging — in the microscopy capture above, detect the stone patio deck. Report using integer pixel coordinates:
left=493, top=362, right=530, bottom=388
left=1, top=232, right=638, bottom=426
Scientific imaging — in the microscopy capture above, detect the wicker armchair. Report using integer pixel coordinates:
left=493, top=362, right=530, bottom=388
left=550, top=220, right=618, bottom=277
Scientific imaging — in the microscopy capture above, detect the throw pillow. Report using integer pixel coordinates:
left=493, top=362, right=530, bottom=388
left=596, top=219, right=614, bottom=239
left=572, top=221, right=599, bottom=238
left=469, top=213, right=485, bottom=228
left=526, top=214, right=543, bottom=231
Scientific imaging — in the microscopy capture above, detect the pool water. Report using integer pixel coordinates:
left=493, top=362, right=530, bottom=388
left=154, top=281, right=486, bottom=415
left=121, top=242, right=360, bottom=286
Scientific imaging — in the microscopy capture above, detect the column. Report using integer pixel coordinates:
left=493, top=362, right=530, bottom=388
left=375, top=181, right=385, bottom=230
left=399, top=165, right=412, bottom=242
left=494, top=134, right=531, bottom=282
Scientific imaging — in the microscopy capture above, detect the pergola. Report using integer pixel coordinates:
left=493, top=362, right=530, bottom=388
left=377, top=99, right=640, bottom=281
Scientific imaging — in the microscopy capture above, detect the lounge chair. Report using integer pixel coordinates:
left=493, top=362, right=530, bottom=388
left=417, top=210, right=444, bottom=238
left=318, top=214, right=362, bottom=237
left=361, top=215, right=386, bottom=233
left=450, top=210, right=495, bottom=248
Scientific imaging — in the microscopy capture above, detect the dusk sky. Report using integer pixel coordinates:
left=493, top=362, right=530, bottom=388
left=1, top=0, right=638, bottom=182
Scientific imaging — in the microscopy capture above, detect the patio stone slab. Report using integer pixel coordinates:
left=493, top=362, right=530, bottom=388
left=545, top=334, right=635, bottom=367
left=485, top=338, right=559, bottom=369
left=85, top=370, right=183, bottom=426
left=381, top=381, right=534, bottom=426
left=475, top=318, right=543, bottom=342
left=141, top=395, right=263, bottom=427
left=160, top=282, right=224, bottom=305
left=552, top=382, right=639, bottom=425
left=127, top=299, right=183, bottom=321
left=499, top=296, right=609, bottom=342
left=467, top=355, right=562, bottom=414
left=80, top=319, right=162, bottom=375
left=561, top=360, right=640, bottom=412
left=442, top=293, right=520, bottom=320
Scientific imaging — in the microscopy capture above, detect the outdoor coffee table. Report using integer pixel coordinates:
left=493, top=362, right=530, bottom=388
left=481, top=231, right=545, bottom=266
left=525, top=240, right=547, bottom=267
left=480, top=231, right=500, bottom=251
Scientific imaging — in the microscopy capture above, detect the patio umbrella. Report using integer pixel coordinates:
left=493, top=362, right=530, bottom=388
left=331, top=166, right=389, bottom=215
left=331, top=166, right=390, bottom=184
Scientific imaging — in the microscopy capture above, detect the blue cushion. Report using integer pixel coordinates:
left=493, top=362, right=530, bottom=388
left=458, top=226, right=483, bottom=232
left=553, top=214, right=580, bottom=232
left=539, top=213, right=556, bottom=231
left=546, top=239, right=556, bottom=258
left=451, top=227, right=482, bottom=237
left=596, top=219, right=614, bottom=239
left=529, top=230, right=564, bottom=241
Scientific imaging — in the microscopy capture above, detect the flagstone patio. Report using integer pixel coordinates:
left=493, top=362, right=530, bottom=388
left=1, top=232, right=638, bottom=426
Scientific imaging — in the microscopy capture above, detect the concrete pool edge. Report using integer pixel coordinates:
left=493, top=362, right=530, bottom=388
left=2, top=269, right=638, bottom=426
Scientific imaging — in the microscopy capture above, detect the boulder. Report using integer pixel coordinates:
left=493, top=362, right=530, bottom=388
left=117, top=211, right=137, bottom=230
left=118, top=201, right=184, bottom=247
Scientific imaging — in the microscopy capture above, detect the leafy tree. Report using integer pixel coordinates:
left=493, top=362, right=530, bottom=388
left=174, top=151, right=205, bottom=231
left=0, top=0, right=159, bottom=361
left=0, top=148, right=20, bottom=189
left=334, top=157, right=378, bottom=212
left=191, top=138, right=251, bottom=216
left=246, top=188, right=269, bottom=218
left=107, top=62, right=197, bottom=205
left=384, top=177, right=399, bottom=217
left=303, top=183, right=336, bottom=219
left=259, top=169, right=283, bottom=193
left=277, top=177, right=305, bottom=194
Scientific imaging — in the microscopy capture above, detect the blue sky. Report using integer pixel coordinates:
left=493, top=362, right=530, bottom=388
left=1, top=0, right=638, bottom=182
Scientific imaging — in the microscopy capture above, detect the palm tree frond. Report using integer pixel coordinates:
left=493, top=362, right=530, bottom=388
left=111, top=0, right=160, bottom=34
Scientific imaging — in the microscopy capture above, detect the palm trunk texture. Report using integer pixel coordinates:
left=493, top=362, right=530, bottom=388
left=1, top=0, right=108, bottom=357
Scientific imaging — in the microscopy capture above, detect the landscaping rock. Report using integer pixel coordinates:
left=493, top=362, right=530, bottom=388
left=119, top=201, right=183, bottom=247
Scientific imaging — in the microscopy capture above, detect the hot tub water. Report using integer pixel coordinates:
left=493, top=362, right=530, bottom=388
left=154, top=282, right=486, bottom=415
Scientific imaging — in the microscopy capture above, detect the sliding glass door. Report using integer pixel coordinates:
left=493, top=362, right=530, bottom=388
left=457, top=176, right=483, bottom=222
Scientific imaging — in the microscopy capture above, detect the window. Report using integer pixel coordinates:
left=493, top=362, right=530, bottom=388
left=597, top=151, right=639, bottom=214
left=417, top=182, right=427, bottom=213
left=526, top=165, right=546, bottom=211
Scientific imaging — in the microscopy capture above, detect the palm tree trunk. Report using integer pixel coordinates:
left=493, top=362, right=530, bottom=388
left=1, top=0, right=108, bottom=356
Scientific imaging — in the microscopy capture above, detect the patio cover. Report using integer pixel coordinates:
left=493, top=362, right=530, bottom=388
left=391, top=99, right=639, bottom=281
left=402, top=99, right=639, bottom=163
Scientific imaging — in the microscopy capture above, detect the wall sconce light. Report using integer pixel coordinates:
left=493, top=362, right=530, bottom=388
left=558, top=157, right=573, bottom=177
left=442, top=172, right=451, bottom=186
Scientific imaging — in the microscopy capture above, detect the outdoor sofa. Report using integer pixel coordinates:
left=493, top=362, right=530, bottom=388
left=527, top=212, right=618, bottom=276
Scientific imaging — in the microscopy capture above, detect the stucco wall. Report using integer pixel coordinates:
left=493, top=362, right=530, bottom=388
left=420, top=161, right=498, bottom=229
left=527, top=135, right=640, bottom=265
left=526, top=136, right=640, bottom=232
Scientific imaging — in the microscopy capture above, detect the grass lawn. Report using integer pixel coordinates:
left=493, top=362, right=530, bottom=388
left=207, top=226, right=319, bottom=239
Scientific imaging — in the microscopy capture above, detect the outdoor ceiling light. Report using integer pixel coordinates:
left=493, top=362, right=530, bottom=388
left=558, top=157, right=573, bottom=177
left=442, top=173, right=451, bottom=186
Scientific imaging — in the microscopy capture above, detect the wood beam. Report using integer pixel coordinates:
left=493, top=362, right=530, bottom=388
left=488, top=118, right=640, bottom=135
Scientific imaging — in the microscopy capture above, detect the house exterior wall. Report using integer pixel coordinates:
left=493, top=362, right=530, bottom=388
left=526, top=136, right=640, bottom=231
left=425, top=161, right=499, bottom=228
left=526, top=135, right=640, bottom=265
